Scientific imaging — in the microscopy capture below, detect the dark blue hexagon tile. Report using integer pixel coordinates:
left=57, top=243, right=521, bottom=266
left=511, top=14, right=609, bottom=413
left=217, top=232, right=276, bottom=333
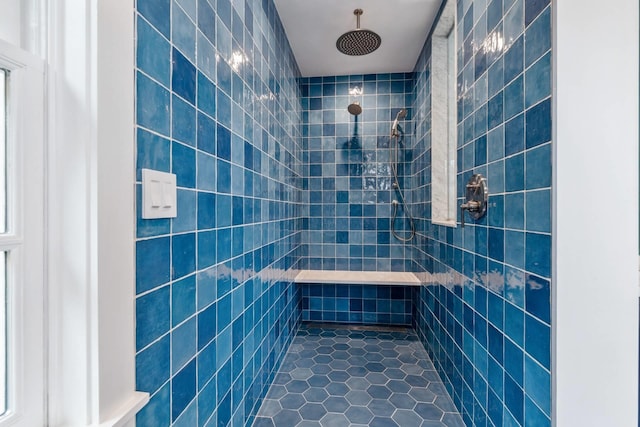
left=254, top=325, right=464, bottom=426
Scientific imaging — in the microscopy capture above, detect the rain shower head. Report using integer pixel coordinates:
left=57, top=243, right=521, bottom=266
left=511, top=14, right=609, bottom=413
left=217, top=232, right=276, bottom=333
left=391, top=109, right=407, bottom=137
left=336, top=9, right=381, bottom=56
left=348, top=102, right=362, bottom=116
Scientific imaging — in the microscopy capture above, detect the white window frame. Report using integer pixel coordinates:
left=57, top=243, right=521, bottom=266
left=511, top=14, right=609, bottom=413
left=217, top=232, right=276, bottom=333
left=0, top=39, right=45, bottom=427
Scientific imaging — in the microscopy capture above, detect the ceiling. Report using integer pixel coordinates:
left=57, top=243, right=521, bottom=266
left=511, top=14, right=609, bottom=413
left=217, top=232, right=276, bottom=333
left=272, top=0, right=443, bottom=77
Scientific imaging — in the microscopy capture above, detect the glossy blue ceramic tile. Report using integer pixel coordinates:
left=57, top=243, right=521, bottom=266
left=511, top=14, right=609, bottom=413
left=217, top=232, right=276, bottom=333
left=487, top=126, right=505, bottom=162
left=172, top=359, right=196, bottom=421
left=524, top=354, right=551, bottom=415
left=172, top=142, right=196, bottom=188
left=505, top=153, right=524, bottom=192
left=138, top=0, right=171, bottom=38
left=197, top=303, right=216, bottom=351
left=136, top=334, right=170, bottom=394
left=197, top=192, right=216, bottom=229
left=504, top=192, right=525, bottom=229
left=504, top=37, right=524, bottom=85
left=524, top=396, right=551, bottom=427
left=172, top=3, right=195, bottom=62
left=504, top=0, right=524, bottom=46
left=172, top=49, right=196, bottom=105
left=504, top=374, right=524, bottom=424
left=526, top=189, right=551, bottom=232
left=172, top=275, right=196, bottom=326
left=171, top=317, right=197, bottom=373
left=525, top=0, right=550, bottom=26
left=197, top=72, right=216, bottom=118
left=173, top=400, right=197, bottom=427
left=136, top=0, right=303, bottom=424
left=172, top=232, right=196, bottom=279
left=136, top=285, right=170, bottom=350
left=504, top=230, right=526, bottom=268
left=172, top=189, right=196, bottom=233
left=197, top=0, right=216, bottom=44
left=301, top=284, right=411, bottom=325
left=412, top=0, right=551, bottom=426
left=504, top=113, right=525, bottom=156
left=136, top=237, right=171, bottom=294
left=196, top=230, right=216, bottom=269
left=525, top=98, right=552, bottom=149
left=136, top=185, right=171, bottom=238
left=525, top=142, right=552, bottom=189
left=525, top=232, right=551, bottom=277
left=525, top=313, right=551, bottom=369
left=172, top=95, right=196, bottom=146
left=196, top=152, right=216, bottom=192
left=136, top=383, right=171, bottom=427
left=525, top=51, right=551, bottom=108
left=504, top=301, right=525, bottom=346
left=137, top=16, right=170, bottom=87
left=136, top=128, right=171, bottom=180
left=504, top=75, right=524, bottom=120
left=525, top=6, right=551, bottom=66
left=137, top=72, right=171, bottom=136
left=504, top=337, right=524, bottom=385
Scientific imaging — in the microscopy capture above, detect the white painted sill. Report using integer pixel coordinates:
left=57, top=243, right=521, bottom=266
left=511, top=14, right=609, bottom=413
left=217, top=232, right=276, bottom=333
left=432, top=219, right=457, bottom=227
left=98, top=391, right=149, bottom=427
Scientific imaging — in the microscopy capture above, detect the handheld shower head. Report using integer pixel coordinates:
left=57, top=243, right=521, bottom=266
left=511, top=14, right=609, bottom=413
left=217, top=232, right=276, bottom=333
left=391, top=109, right=407, bottom=137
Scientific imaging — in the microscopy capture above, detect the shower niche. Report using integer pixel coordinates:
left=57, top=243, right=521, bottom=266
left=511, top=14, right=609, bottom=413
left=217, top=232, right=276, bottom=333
left=431, top=0, right=458, bottom=227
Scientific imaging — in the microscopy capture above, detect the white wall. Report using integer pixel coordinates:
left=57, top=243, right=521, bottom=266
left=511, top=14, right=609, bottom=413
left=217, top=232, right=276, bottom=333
left=554, top=0, right=639, bottom=425
left=47, top=0, right=146, bottom=424
left=0, top=0, right=21, bottom=46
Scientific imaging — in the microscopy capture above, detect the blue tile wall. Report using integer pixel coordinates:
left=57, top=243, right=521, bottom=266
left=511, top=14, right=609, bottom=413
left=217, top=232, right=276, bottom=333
left=410, top=0, right=552, bottom=426
left=299, top=74, right=416, bottom=272
left=134, top=0, right=305, bottom=425
left=301, top=284, right=413, bottom=325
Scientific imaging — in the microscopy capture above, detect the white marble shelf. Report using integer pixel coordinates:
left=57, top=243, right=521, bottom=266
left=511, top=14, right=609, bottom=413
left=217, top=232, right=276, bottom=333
left=294, top=270, right=421, bottom=286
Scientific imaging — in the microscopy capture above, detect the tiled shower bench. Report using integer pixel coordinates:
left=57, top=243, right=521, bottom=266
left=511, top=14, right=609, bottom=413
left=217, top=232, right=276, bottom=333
left=294, top=269, right=421, bottom=286
left=295, top=270, right=422, bottom=325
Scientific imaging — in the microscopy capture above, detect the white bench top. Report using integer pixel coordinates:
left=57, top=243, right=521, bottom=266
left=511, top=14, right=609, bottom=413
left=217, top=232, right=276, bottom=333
left=294, top=270, right=421, bottom=286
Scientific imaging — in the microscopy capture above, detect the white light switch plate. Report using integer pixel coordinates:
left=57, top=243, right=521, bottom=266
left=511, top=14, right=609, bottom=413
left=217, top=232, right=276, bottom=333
left=142, top=169, right=177, bottom=219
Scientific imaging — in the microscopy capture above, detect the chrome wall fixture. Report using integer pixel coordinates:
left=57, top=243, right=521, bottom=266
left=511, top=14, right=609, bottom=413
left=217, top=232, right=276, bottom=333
left=460, top=174, right=488, bottom=227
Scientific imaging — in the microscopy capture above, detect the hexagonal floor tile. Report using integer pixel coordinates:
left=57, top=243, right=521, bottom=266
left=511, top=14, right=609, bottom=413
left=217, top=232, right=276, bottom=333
left=319, top=412, right=349, bottom=426
left=345, top=406, right=374, bottom=424
left=389, top=392, right=417, bottom=409
left=366, top=385, right=392, bottom=400
left=290, top=368, right=313, bottom=380
left=409, top=387, right=437, bottom=403
left=299, top=403, right=328, bottom=421
left=345, top=390, right=372, bottom=406
left=254, top=325, right=466, bottom=427
left=322, top=396, right=350, bottom=413
left=370, top=416, right=400, bottom=427
left=346, top=377, right=370, bottom=391
left=414, top=402, right=444, bottom=420
left=285, top=380, right=310, bottom=393
left=307, top=375, right=331, bottom=388
left=393, top=409, right=425, bottom=427
left=368, top=399, right=396, bottom=417
left=272, top=409, right=301, bottom=426
left=256, top=399, right=281, bottom=417
left=279, top=393, right=306, bottom=410
left=325, top=382, right=349, bottom=396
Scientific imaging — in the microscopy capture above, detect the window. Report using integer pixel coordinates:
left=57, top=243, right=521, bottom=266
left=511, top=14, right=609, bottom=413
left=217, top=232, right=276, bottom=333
left=0, top=69, right=6, bottom=416
left=0, top=40, right=45, bottom=426
left=431, top=0, right=457, bottom=226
